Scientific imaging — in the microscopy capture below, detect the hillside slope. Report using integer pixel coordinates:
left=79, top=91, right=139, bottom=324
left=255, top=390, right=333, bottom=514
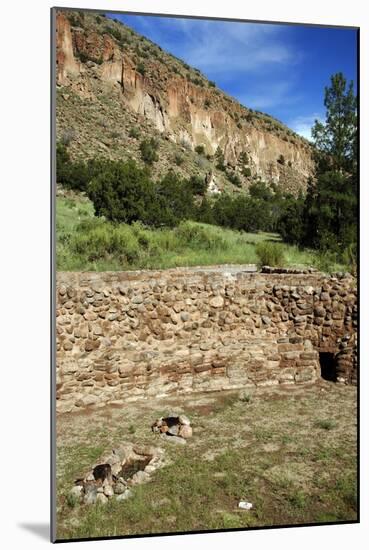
left=55, top=10, right=315, bottom=195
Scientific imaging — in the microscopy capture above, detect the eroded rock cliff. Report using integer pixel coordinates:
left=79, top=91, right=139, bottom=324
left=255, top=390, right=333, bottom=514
left=55, top=10, right=315, bottom=194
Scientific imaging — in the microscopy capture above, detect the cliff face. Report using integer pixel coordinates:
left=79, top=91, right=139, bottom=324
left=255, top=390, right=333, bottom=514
left=55, top=10, right=315, bottom=193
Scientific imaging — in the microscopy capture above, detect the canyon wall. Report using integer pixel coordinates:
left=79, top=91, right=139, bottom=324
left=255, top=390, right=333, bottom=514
left=55, top=269, right=357, bottom=413
left=55, top=11, right=314, bottom=188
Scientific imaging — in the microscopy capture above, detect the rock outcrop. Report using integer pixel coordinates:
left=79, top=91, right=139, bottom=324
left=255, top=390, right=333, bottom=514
left=55, top=10, right=315, bottom=194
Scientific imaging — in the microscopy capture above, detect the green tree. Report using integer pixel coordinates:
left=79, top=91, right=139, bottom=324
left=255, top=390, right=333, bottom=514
left=56, top=142, right=71, bottom=185
left=277, top=196, right=304, bottom=244
left=306, top=73, right=357, bottom=253
left=154, top=171, right=195, bottom=227
left=195, top=197, right=215, bottom=224
left=88, top=160, right=155, bottom=224
left=278, top=73, right=357, bottom=258
left=312, top=72, right=357, bottom=171
left=303, top=171, right=357, bottom=252
left=56, top=143, right=102, bottom=191
left=249, top=181, right=273, bottom=201
left=188, top=175, right=207, bottom=195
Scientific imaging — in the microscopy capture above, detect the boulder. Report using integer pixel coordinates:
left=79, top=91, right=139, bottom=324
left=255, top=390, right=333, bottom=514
left=179, top=425, right=193, bottom=439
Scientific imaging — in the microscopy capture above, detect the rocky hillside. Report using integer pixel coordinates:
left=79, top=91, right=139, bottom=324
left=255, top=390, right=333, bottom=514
left=55, top=9, right=315, bottom=195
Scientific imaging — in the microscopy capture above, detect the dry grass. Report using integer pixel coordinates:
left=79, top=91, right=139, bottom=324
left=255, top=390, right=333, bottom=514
left=55, top=381, right=357, bottom=540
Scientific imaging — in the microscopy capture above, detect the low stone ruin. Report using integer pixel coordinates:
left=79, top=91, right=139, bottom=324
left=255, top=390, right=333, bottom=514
left=69, top=442, right=165, bottom=505
left=151, top=414, right=193, bottom=444
left=56, top=270, right=357, bottom=413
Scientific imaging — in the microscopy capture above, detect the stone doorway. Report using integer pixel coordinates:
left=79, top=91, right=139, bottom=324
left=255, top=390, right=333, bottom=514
left=319, top=352, right=337, bottom=382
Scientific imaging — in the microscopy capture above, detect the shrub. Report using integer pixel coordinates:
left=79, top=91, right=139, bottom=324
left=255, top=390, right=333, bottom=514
left=136, top=62, right=146, bottom=76
left=195, top=156, right=208, bottom=171
left=277, top=154, right=286, bottom=165
left=139, top=138, right=159, bottom=165
left=315, top=419, right=337, bottom=431
left=239, top=391, right=252, bottom=403
left=208, top=81, right=216, bottom=87
left=128, top=127, right=140, bottom=139
left=242, top=167, right=251, bottom=177
left=215, top=146, right=226, bottom=171
left=76, top=51, right=88, bottom=63
left=60, top=128, right=77, bottom=146
left=188, top=175, right=207, bottom=195
left=191, top=77, right=204, bottom=87
left=56, top=143, right=102, bottom=191
left=204, top=99, right=211, bottom=109
left=226, top=171, right=241, bottom=187
left=255, top=241, right=286, bottom=267
left=312, top=251, right=339, bottom=274
left=195, top=144, right=205, bottom=155
left=56, top=142, right=71, bottom=184
left=67, top=13, right=83, bottom=27
left=106, top=26, right=123, bottom=43
left=76, top=50, right=103, bottom=65
left=174, top=153, right=184, bottom=166
left=66, top=492, right=80, bottom=508
left=342, top=243, right=357, bottom=275
left=175, top=221, right=226, bottom=251
left=71, top=219, right=142, bottom=263
left=179, top=137, right=191, bottom=150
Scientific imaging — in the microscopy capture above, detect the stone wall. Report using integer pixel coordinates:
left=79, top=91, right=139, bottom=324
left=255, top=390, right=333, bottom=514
left=56, top=269, right=357, bottom=412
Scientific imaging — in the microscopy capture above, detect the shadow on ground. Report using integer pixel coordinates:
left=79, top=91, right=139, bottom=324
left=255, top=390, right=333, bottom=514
left=18, top=523, right=49, bottom=541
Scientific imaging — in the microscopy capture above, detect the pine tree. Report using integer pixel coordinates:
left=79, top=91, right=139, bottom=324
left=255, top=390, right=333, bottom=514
left=305, top=73, right=357, bottom=255
left=312, top=72, right=357, bottom=172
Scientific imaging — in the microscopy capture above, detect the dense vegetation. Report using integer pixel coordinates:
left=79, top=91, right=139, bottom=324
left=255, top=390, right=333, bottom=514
left=56, top=72, right=357, bottom=273
left=56, top=193, right=345, bottom=272
left=57, top=143, right=296, bottom=234
left=277, top=73, right=357, bottom=266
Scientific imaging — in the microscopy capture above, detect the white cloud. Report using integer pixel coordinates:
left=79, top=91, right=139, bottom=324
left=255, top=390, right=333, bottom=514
left=238, top=80, right=301, bottom=110
left=121, top=16, right=299, bottom=79
left=175, top=20, right=297, bottom=76
left=289, top=114, right=323, bottom=141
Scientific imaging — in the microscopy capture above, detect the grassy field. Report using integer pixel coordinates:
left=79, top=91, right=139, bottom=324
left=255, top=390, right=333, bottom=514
left=56, top=192, right=347, bottom=273
left=56, top=381, right=357, bottom=540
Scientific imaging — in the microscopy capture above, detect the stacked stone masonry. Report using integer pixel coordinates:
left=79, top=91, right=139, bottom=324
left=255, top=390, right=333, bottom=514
left=56, top=270, right=357, bottom=412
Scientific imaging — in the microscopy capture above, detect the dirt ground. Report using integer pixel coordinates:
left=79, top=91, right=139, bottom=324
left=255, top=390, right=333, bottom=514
left=55, top=380, right=357, bottom=540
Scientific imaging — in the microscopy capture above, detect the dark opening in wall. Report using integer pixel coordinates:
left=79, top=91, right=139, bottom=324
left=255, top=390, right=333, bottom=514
left=319, top=352, right=337, bottom=382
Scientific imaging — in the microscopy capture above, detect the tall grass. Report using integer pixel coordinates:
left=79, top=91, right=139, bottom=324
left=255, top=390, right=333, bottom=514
left=56, top=195, right=349, bottom=272
left=255, top=241, right=286, bottom=267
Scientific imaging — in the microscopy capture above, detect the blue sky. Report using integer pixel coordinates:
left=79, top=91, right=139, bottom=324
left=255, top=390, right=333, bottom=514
left=106, top=13, right=357, bottom=140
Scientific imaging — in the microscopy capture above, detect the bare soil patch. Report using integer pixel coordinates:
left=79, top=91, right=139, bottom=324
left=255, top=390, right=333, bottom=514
left=56, top=381, right=357, bottom=540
